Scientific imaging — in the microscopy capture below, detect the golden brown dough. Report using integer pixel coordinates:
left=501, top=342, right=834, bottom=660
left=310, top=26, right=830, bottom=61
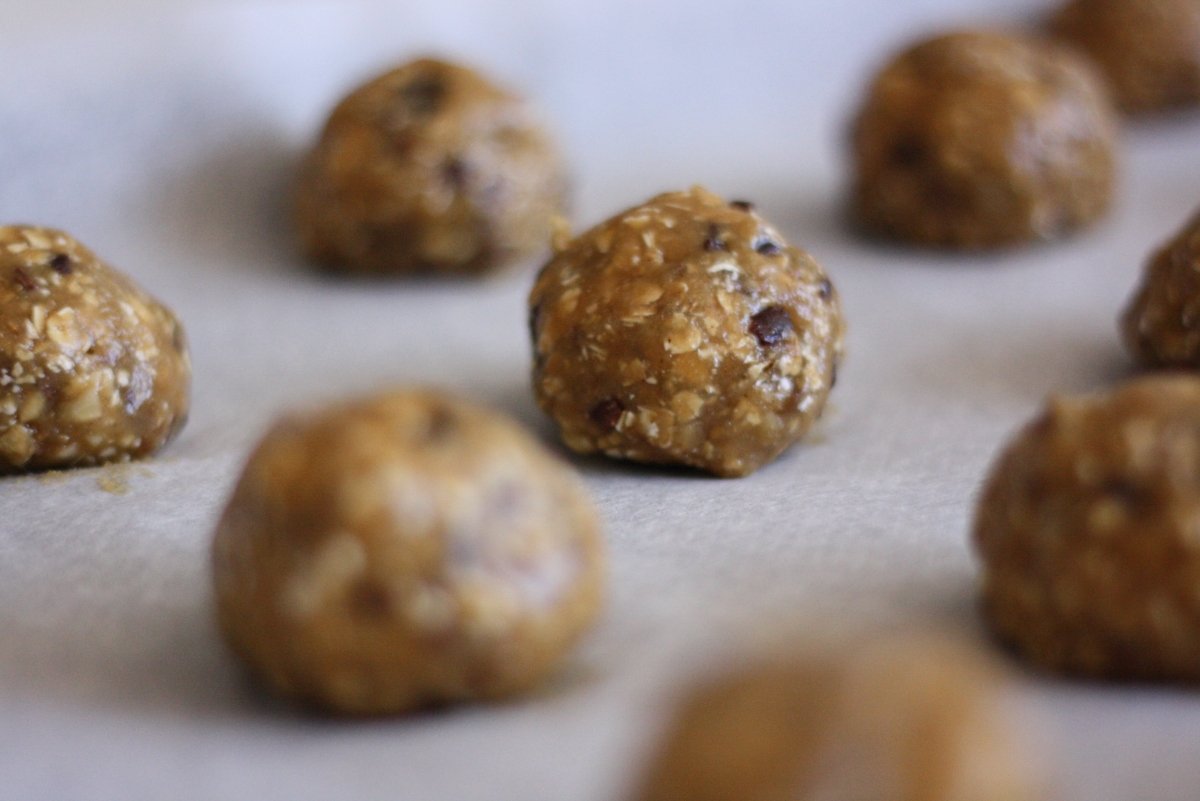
left=529, top=187, right=844, bottom=478
left=0, top=225, right=189, bottom=472
left=211, top=390, right=604, bottom=715
left=975, top=376, right=1200, bottom=681
left=631, top=632, right=1041, bottom=801
left=850, top=31, right=1118, bottom=248
left=295, top=57, right=567, bottom=276
left=1121, top=209, right=1200, bottom=367
left=1050, top=0, right=1200, bottom=115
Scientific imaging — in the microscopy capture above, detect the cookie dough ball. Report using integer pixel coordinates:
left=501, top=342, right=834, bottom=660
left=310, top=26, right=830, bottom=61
left=529, top=187, right=844, bottom=478
left=295, top=57, right=567, bottom=276
left=1050, top=0, right=1200, bottom=115
left=1121, top=209, right=1200, bottom=367
left=0, top=225, right=189, bottom=472
left=850, top=31, right=1118, bottom=248
left=975, top=376, right=1200, bottom=681
left=632, top=633, right=1041, bottom=801
left=211, top=390, right=604, bottom=714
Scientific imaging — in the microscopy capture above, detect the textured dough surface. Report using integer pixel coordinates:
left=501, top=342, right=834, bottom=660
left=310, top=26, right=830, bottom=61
left=295, top=57, right=567, bottom=275
left=850, top=31, right=1118, bottom=248
left=0, top=225, right=189, bottom=472
left=212, top=390, right=604, bottom=714
left=530, top=187, right=844, bottom=478
left=975, top=376, right=1200, bottom=681
left=1122, top=209, right=1200, bottom=367
left=632, top=633, right=1040, bottom=801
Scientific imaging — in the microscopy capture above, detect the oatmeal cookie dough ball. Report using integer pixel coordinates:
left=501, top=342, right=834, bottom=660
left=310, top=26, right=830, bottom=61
left=0, top=225, right=189, bottom=472
left=632, top=633, right=1041, bottom=801
left=295, top=57, right=567, bottom=276
left=529, top=187, right=844, bottom=478
left=1121, top=209, right=1200, bottom=367
left=850, top=31, right=1118, bottom=248
left=975, top=376, right=1200, bottom=681
left=212, top=390, right=604, bottom=715
left=1050, top=0, right=1200, bottom=115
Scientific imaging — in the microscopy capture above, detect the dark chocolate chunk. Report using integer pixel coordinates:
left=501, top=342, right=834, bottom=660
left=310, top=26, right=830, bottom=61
left=749, top=305, right=793, bottom=347
left=588, top=397, right=625, bottom=432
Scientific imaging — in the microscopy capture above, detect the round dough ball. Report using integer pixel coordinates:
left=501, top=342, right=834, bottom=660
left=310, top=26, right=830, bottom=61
left=529, top=187, right=844, bottom=478
left=974, top=376, right=1200, bottom=681
left=850, top=31, right=1118, bottom=248
left=1121, top=209, right=1200, bottom=367
left=295, top=57, right=567, bottom=276
left=632, top=633, right=1041, bottom=801
left=211, top=390, right=604, bottom=714
left=0, top=225, right=189, bottom=472
left=1050, top=0, right=1200, bottom=115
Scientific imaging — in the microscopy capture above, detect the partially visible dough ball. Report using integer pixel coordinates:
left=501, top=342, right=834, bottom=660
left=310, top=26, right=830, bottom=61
left=0, top=225, right=190, bottom=471
left=295, top=57, right=567, bottom=276
left=1050, top=0, right=1200, bottom=115
left=975, top=376, right=1200, bottom=681
left=850, top=31, right=1118, bottom=248
left=631, top=633, right=1041, bottom=801
left=530, top=187, right=844, bottom=478
left=212, top=390, right=604, bottom=714
left=1121, top=209, right=1200, bottom=367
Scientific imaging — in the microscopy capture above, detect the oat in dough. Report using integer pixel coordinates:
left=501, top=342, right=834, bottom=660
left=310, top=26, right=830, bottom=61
left=850, top=31, right=1118, bottom=248
left=295, top=57, right=567, bottom=276
left=1121, top=209, right=1200, bottom=367
left=529, top=187, right=844, bottom=478
left=1050, top=0, right=1200, bottom=115
left=211, top=390, right=604, bottom=715
left=0, top=225, right=190, bottom=472
left=631, top=632, right=1041, bottom=801
left=975, top=376, right=1200, bottom=681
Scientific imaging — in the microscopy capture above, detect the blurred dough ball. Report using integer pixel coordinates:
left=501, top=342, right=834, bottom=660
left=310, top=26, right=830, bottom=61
left=295, top=57, right=568, bottom=276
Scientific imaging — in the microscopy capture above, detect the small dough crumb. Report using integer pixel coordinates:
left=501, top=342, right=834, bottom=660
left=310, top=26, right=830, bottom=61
left=975, top=375, right=1200, bottom=681
left=211, top=389, right=605, bottom=715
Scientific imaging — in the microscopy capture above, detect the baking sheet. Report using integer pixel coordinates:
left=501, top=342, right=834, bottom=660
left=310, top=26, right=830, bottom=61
left=2, top=1, right=1200, bottom=799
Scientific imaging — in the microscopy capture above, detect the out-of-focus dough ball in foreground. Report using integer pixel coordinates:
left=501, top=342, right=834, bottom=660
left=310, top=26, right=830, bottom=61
left=0, top=224, right=190, bottom=472
left=530, top=187, right=844, bottom=478
left=850, top=31, right=1118, bottom=248
left=295, top=57, right=568, bottom=276
left=631, top=632, right=1043, bottom=801
left=975, top=375, right=1200, bottom=681
left=212, top=390, right=604, bottom=714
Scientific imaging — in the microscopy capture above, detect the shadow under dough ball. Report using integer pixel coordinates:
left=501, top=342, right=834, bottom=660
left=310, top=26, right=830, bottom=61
left=1050, top=0, right=1200, bottom=115
left=211, top=390, right=604, bottom=715
left=295, top=57, right=567, bottom=276
left=0, top=225, right=190, bottom=472
left=974, top=375, right=1200, bottom=682
left=631, top=632, right=1042, bottom=801
left=529, top=187, right=844, bottom=478
left=850, top=31, right=1118, bottom=249
left=1121, top=208, right=1200, bottom=367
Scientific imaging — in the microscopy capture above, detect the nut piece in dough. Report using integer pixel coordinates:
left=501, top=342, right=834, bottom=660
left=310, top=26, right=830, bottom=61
left=850, top=31, right=1118, bottom=248
left=0, top=225, right=190, bottom=472
left=1121, top=209, right=1200, bottom=367
left=295, top=57, right=567, bottom=276
left=631, top=632, right=1042, bottom=801
left=975, top=376, right=1200, bottom=681
left=530, top=187, right=844, bottom=478
left=211, top=390, right=604, bottom=714
left=1050, top=0, right=1200, bottom=115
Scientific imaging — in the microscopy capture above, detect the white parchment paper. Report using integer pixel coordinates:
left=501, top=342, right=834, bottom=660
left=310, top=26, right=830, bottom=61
left=2, top=1, right=1200, bottom=799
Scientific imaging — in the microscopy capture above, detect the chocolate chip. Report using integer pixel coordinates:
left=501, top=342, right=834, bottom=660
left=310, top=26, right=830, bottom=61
left=528, top=302, right=542, bottom=342
left=12, top=267, right=35, bottom=292
left=403, top=75, right=446, bottom=115
left=754, top=237, right=782, bottom=256
left=830, top=363, right=838, bottom=388
left=818, top=278, right=833, bottom=300
left=49, top=253, right=72, bottom=274
left=589, top=397, right=625, bottom=432
left=749, top=305, right=793, bottom=347
left=730, top=199, right=755, bottom=212
left=703, top=224, right=727, bottom=252
left=442, top=157, right=467, bottom=189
